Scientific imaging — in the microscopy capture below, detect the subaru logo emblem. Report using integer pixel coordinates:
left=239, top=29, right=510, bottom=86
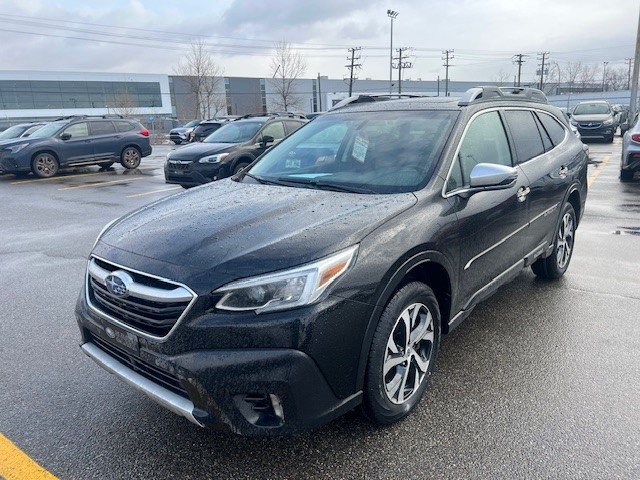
left=105, top=327, right=116, bottom=339
left=104, top=270, right=132, bottom=297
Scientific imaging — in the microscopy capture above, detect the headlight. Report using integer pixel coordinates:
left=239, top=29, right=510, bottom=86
left=92, top=218, right=118, bottom=249
left=215, top=245, right=358, bottom=313
left=199, top=153, right=229, bottom=164
left=570, top=118, right=578, bottom=126
left=603, top=118, right=614, bottom=126
left=5, top=143, right=29, bottom=154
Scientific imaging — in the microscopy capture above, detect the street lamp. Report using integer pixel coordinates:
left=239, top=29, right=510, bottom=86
left=387, top=9, right=399, bottom=94
left=603, top=61, right=609, bottom=92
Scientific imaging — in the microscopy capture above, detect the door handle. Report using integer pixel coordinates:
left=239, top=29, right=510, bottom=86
left=516, top=186, right=530, bottom=202
left=558, top=165, right=569, bottom=178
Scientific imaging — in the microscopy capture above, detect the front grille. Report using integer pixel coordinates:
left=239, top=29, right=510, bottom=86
left=88, top=331, right=189, bottom=398
left=167, top=161, right=191, bottom=170
left=579, top=122, right=602, bottom=129
left=87, top=257, right=194, bottom=338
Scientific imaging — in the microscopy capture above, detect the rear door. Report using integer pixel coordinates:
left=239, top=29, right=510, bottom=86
left=58, top=122, right=93, bottom=164
left=504, top=109, right=569, bottom=254
left=89, top=121, right=119, bottom=161
left=445, top=110, right=529, bottom=308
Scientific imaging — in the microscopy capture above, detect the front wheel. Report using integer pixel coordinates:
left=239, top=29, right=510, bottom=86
left=620, top=169, right=635, bottom=182
left=531, top=202, right=576, bottom=280
left=363, top=282, right=440, bottom=426
left=121, top=147, right=141, bottom=169
left=232, top=162, right=250, bottom=175
left=31, top=153, right=59, bottom=178
left=606, top=135, right=614, bottom=143
left=173, top=140, right=182, bottom=145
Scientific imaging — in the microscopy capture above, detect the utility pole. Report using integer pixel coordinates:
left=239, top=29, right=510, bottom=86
left=437, top=75, right=440, bottom=96
left=442, top=49, right=454, bottom=96
left=537, top=51, right=549, bottom=91
left=630, top=7, right=640, bottom=122
left=513, top=54, right=527, bottom=87
left=603, top=61, right=609, bottom=92
left=626, top=58, right=633, bottom=90
left=317, top=72, right=322, bottom=111
left=392, top=47, right=413, bottom=94
left=345, top=47, right=362, bottom=97
left=387, top=10, right=399, bottom=94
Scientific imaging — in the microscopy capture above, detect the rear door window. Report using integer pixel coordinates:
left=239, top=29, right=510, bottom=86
left=285, top=121, right=304, bottom=135
left=533, top=114, right=553, bottom=152
left=448, top=111, right=513, bottom=191
left=503, top=110, right=545, bottom=163
left=89, top=121, right=116, bottom=136
left=537, top=113, right=567, bottom=146
left=260, top=122, right=286, bottom=141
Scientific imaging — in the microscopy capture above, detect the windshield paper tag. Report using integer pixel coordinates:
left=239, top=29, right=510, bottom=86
left=352, top=136, right=369, bottom=163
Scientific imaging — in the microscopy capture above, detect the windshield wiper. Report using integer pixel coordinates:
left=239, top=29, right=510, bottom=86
left=239, top=171, right=272, bottom=185
left=276, top=176, right=377, bottom=194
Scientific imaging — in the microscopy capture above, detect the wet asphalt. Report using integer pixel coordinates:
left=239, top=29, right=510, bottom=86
left=0, top=140, right=639, bottom=479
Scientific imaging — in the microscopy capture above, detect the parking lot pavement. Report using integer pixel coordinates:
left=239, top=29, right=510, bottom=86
left=1, top=139, right=639, bottom=479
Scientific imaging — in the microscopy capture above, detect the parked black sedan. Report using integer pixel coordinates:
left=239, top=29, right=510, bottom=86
left=165, top=115, right=306, bottom=187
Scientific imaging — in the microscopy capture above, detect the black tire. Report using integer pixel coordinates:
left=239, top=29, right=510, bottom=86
left=233, top=162, right=250, bottom=175
left=31, top=152, right=59, bottom=178
left=180, top=184, right=193, bottom=189
left=363, top=282, right=441, bottom=426
left=606, top=135, right=614, bottom=143
left=531, top=202, right=576, bottom=280
left=620, top=169, right=635, bottom=182
left=99, top=161, right=115, bottom=170
left=173, top=140, right=182, bottom=145
left=120, top=147, right=141, bottom=169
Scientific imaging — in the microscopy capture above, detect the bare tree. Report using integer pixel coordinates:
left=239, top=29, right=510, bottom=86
left=174, top=40, right=224, bottom=119
left=563, top=61, right=583, bottom=92
left=544, top=61, right=563, bottom=95
left=579, top=63, right=600, bottom=90
left=492, top=69, right=511, bottom=87
left=111, top=91, right=136, bottom=117
left=201, top=73, right=225, bottom=118
left=269, top=41, right=307, bottom=111
left=605, top=66, right=627, bottom=91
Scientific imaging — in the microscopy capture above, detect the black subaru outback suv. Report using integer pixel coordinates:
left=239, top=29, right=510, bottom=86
left=164, top=114, right=306, bottom=187
left=77, top=87, right=588, bottom=436
left=0, top=116, right=152, bottom=178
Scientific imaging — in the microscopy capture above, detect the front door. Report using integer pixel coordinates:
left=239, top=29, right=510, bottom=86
left=89, top=121, right=119, bottom=161
left=445, top=110, right=529, bottom=309
left=58, top=122, right=93, bottom=165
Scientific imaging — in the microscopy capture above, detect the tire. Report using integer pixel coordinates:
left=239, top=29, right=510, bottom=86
left=363, top=282, right=441, bottom=426
left=531, top=202, right=576, bottom=280
left=99, top=161, right=115, bottom=170
left=620, top=169, right=635, bottom=182
left=31, top=152, right=59, bottom=178
left=173, top=140, right=182, bottom=145
left=180, top=184, right=193, bottom=189
left=606, top=135, right=614, bottom=143
left=232, top=162, right=250, bottom=175
left=120, top=147, right=141, bottom=169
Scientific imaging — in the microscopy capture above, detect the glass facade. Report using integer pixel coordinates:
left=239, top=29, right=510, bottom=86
left=0, top=80, right=162, bottom=110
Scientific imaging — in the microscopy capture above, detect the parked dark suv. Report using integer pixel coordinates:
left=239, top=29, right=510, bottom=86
left=164, top=114, right=306, bottom=187
left=77, top=87, right=587, bottom=436
left=0, top=116, right=152, bottom=178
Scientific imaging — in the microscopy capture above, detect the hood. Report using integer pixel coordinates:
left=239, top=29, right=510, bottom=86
left=99, top=179, right=416, bottom=283
left=169, top=142, right=238, bottom=160
left=572, top=113, right=612, bottom=122
left=0, top=137, right=37, bottom=148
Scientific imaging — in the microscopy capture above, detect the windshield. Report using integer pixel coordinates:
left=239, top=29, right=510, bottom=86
left=204, top=121, right=262, bottom=143
left=0, top=125, right=27, bottom=140
left=573, top=103, right=611, bottom=115
left=184, top=120, right=200, bottom=128
left=248, top=110, right=457, bottom=194
left=28, top=121, right=68, bottom=139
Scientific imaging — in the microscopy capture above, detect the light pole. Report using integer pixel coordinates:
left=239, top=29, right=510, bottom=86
left=387, top=10, right=399, bottom=94
left=603, top=61, right=609, bottom=92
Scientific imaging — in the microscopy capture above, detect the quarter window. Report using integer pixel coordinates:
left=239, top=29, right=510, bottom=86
left=114, top=121, right=135, bottom=133
left=448, top=111, right=512, bottom=191
left=537, top=113, right=566, bottom=146
left=62, top=122, right=89, bottom=138
left=503, top=110, right=545, bottom=163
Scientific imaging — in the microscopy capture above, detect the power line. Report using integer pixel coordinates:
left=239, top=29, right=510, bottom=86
left=442, top=49, right=454, bottom=96
left=393, top=47, right=413, bottom=94
left=512, top=53, right=527, bottom=86
left=345, top=47, right=362, bottom=96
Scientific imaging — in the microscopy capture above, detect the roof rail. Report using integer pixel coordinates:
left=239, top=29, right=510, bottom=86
left=52, top=114, right=126, bottom=121
left=235, top=112, right=307, bottom=120
left=458, top=86, right=548, bottom=106
left=329, top=93, right=426, bottom=111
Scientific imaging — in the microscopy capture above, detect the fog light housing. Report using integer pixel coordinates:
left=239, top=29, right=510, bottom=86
left=234, top=393, right=285, bottom=428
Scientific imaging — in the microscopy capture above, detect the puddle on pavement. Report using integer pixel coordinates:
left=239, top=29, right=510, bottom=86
left=613, top=227, right=640, bottom=236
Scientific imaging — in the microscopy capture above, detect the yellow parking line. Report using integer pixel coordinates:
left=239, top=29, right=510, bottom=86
left=0, top=433, right=57, bottom=480
left=588, top=155, right=611, bottom=187
left=10, top=167, right=158, bottom=185
left=126, top=186, right=182, bottom=198
left=58, top=177, right=147, bottom=191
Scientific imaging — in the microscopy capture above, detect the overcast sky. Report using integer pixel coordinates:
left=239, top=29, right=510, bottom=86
left=0, top=0, right=638, bottom=83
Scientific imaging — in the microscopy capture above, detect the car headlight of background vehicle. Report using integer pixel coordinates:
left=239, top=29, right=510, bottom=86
left=5, top=143, right=29, bottom=154
left=215, top=245, right=358, bottom=313
left=199, top=153, right=229, bottom=164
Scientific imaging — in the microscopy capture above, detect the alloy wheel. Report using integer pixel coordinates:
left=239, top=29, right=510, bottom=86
left=383, top=302, right=434, bottom=404
left=35, top=155, right=57, bottom=177
left=556, top=212, right=574, bottom=269
left=122, top=148, right=140, bottom=168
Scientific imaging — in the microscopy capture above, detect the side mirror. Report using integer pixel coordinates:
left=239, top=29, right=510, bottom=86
left=260, top=135, right=274, bottom=147
left=566, top=112, right=572, bottom=118
left=457, top=163, right=518, bottom=197
left=60, top=132, right=72, bottom=141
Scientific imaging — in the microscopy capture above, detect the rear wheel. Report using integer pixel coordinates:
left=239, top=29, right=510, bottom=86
left=121, top=147, right=141, bottom=169
left=531, top=202, right=576, bottom=280
left=620, top=169, right=635, bottom=182
left=363, top=282, right=440, bottom=426
left=31, top=153, right=59, bottom=178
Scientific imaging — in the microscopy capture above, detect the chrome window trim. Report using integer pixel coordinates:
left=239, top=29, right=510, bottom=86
left=85, top=255, right=198, bottom=342
left=463, top=202, right=560, bottom=270
left=442, top=107, right=569, bottom=198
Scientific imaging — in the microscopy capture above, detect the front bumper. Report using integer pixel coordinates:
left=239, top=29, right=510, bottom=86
left=164, top=161, right=226, bottom=186
left=0, top=152, right=30, bottom=173
left=575, top=124, right=614, bottom=139
left=169, top=132, right=188, bottom=142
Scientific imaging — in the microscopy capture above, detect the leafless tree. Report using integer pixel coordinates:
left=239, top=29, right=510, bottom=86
left=492, top=69, right=511, bottom=87
left=605, top=66, right=627, bottom=91
left=174, top=40, right=224, bottom=119
left=269, top=41, right=307, bottom=111
left=563, top=61, right=583, bottom=92
left=578, top=63, right=600, bottom=90
left=111, top=91, right=136, bottom=117
left=543, top=61, right=563, bottom=95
